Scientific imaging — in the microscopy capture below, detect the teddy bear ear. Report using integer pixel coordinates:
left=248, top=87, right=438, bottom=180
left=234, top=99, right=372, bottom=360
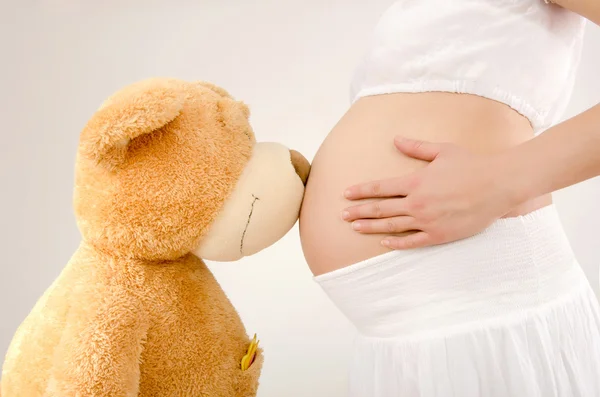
left=195, top=81, right=251, bottom=119
left=79, top=78, right=186, bottom=170
left=195, top=81, right=233, bottom=99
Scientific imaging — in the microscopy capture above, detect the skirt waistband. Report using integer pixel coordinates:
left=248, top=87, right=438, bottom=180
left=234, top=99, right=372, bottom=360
left=314, top=205, right=586, bottom=338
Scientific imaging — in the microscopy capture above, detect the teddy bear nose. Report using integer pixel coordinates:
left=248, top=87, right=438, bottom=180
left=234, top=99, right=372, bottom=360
left=290, top=150, right=310, bottom=186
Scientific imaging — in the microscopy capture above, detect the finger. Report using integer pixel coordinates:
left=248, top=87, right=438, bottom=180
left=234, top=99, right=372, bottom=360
left=394, top=137, right=441, bottom=162
left=344, top=178, right=408, bottom=200
left=342, top=198, right=408, bottom=221
left=351, top=216, right=416, bottom=234
left=381, top=232, right=432, bottom=250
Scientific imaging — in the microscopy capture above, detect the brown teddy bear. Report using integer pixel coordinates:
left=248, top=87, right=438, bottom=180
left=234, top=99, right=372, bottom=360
left=0, top=78, right=310, bottom=397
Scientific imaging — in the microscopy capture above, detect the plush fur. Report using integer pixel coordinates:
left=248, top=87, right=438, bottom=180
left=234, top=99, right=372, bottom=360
left=1, top=78, right=309, bottom=397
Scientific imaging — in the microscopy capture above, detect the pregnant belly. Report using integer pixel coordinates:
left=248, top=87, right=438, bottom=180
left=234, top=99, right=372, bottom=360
left=299, top=92, right=552, bottom=276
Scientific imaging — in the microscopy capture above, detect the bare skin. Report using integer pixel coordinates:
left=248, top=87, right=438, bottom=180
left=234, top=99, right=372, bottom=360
left=300, top=92, right=551, bottom=276
left=340, top=0, right=600, bottom=251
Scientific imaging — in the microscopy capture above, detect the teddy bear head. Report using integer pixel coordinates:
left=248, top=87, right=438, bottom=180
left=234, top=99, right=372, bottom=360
left=74, top=78, right=309, bottom=262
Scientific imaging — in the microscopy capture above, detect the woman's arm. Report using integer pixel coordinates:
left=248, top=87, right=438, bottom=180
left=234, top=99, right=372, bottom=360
left=342, top=0, right=600, bottom=249
left=506, top=103, right=600, bottom=205
left=498, top=0, right=600, bottom=202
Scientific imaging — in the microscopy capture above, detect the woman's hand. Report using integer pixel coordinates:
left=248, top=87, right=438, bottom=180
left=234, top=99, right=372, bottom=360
left=342, top=137, right=521, bottom=249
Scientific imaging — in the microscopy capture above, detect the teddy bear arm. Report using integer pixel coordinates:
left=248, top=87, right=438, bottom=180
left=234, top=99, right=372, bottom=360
left=45, top=293, right=148, bottom=397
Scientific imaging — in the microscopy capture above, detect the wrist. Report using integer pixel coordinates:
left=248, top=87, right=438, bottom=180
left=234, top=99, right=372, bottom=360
left=490, top=149, right=540, bottom=210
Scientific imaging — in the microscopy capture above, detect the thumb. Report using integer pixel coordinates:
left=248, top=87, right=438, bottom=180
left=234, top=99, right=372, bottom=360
left=394, top=137, right=441, bottom=161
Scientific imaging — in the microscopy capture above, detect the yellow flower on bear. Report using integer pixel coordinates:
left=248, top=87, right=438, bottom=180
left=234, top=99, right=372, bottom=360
left=241, top=334, right=259, bottom=371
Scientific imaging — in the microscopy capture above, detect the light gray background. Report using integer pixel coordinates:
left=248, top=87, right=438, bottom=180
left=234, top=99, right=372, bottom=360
left=1, top=1, right=599, bottom=396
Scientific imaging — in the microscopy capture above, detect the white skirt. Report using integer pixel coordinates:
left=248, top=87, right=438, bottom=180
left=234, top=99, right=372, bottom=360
left=315, top=206, right=600, bottom=397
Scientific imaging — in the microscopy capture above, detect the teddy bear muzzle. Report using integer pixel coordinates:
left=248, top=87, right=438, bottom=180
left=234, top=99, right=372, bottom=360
left=194, top=142, right=309, bottom=262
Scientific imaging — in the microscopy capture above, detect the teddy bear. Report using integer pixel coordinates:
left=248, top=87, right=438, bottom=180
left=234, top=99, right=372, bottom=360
left=0, top=77, right=310, bottom=397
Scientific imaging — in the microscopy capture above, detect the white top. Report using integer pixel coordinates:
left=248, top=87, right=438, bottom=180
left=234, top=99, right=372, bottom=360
left=350, top=0, right=586, bottom=133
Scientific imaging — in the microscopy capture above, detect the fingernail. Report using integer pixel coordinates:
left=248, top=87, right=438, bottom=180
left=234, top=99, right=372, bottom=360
left=352, top=221, right=362, bottom=231
left=343, top=190, right=352, bottom=199
left=341, top=211, right=350, bottom=220
left=381, top=239, right=390, bottom=247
